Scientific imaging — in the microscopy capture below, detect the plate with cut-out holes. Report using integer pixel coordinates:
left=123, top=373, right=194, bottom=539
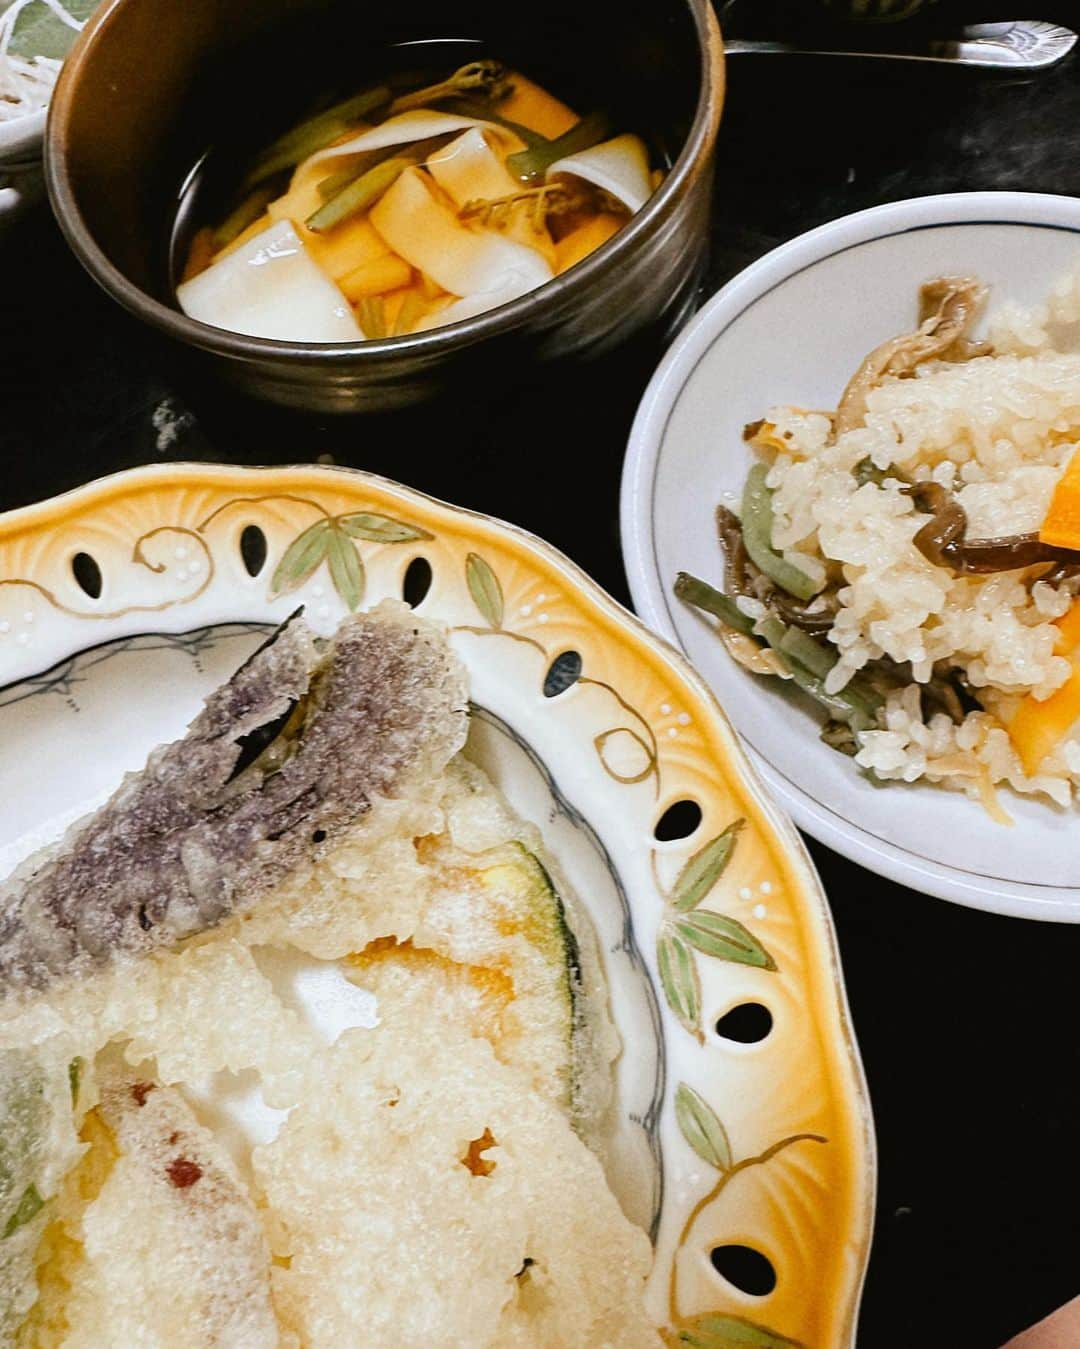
left=0, top=463, right=874, bottom=1345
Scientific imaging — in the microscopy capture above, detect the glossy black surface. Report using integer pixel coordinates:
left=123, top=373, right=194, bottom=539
left=3, top=5, right=1080, bottom=1343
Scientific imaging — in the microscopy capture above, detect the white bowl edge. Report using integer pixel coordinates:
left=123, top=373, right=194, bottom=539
left=622, top=191, right=1080, bottom=922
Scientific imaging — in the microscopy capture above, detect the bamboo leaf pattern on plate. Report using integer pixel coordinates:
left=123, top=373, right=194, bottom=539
left=672, top=820, right=745, bottom=912
left=465, top=553, right=504, bottom=629
left=270, top=519, right=332, bottom=595
left=270, top=508, right=426, bottom=609
left=337, top=512, right=432, bottom=543
left=326, top=528, right=365, bottom=611
left=675, top=1313, right=804, bottom=1348
left=675, top=911, right=777, bottom=970
left=655, top=817, right=774, bottom=1035
left=675, top=1083, right=732, bottom=1172
left=657, top=930, right=702, bottom=1040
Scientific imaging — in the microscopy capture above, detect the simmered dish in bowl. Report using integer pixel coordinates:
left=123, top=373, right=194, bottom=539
left=677, top=264, right=1080, bottom=819
left=47, top=0, right=721, bottom=410
left=175, top=59, right=660, bottom=342
left=0, top=604, right=658, bottom=1345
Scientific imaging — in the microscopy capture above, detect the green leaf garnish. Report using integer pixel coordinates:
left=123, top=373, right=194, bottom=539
left=465, top=553, right=504, bottom=629
left=671, top=821, right=745, bottom=912
left=674, top=911, right=777, bottom=970
left=270, top=520, right=332, bottom=596
left=674, top=1083, right=732, bottom=1172
left=2, top=1184, right=43, bottom=1239
left=337, top=512, right=432, bottom=543
left=325, top=528, right=364, bottom=611
left=677, top=1313, right=804, bottom=1348
left=656, top=929, right=700, bottom=1037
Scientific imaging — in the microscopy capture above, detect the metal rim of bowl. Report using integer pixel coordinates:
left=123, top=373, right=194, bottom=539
left=44, top=0, right=726, bottom=362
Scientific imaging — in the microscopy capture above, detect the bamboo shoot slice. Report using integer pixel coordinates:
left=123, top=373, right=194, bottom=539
left=498, top=72, right=579, bottom=139
left=546, top=133, right=653, bottom=213
left=554, top=212, right=624, bottom=274
left=276, top=111, right=518, bottom=229
left=177, top=219, right=364, bottom=343
left=339, top=253, right=413, bottom=302
left=425, top=130, right=557, bottom=269
left=368, top=167, right=551, bottom=301
left=305, top=110, right=519, bottom=171
left=412, top=275, right=538, bottom=331
left=302, top=216, right=393, bottom=283
left=266, top=160, right=394, bottom=279
left=425, top=128, right=519, bottom=207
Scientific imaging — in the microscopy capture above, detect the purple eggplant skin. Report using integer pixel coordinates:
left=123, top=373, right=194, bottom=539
left=0, top=606, right=467, bottom=995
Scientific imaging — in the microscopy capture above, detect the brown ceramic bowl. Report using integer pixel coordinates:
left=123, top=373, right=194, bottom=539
left=46, top=0, right=724, bottom=415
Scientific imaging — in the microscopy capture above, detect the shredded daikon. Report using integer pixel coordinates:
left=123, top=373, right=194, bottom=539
left=0, top=0, right=83, bottom=124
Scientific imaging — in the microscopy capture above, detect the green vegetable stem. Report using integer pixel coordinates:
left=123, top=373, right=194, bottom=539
left=675, top=572, right=882, bottom=733
left=673, top=573, right=756, bottom=635
left=507, top=110, right=610, bottom=183
left=741, top=463, right=821, bottom=601
left=387, top=59, right=510, bottom=116
left=212, top=182, right=278, bottom=250
left=242, top=85, right=392, bottom=190
left=305, top=154, right=419, bottom=233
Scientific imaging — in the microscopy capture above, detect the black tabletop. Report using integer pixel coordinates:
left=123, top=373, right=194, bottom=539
left=3, top=6, right=1080, bottom=1345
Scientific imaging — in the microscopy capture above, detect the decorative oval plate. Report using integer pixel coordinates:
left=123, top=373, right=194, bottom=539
left=0, top=464, right=874, bottom=1347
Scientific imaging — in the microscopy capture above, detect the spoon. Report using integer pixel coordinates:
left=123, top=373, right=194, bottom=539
left=725, top=20, right=1077, bottom=70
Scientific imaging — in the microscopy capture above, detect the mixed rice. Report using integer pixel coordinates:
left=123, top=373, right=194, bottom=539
left=678, top=263, right=1080, bottom=817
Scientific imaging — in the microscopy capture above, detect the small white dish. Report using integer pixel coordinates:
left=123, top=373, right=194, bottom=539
left=622, top=191, right=1080, bottom=922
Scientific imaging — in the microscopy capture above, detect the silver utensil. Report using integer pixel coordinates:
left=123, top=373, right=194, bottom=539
left=726, top=20, right=1077, bottom=70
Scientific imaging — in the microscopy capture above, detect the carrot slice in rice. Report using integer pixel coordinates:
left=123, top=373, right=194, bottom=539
left=1053, top=596, right=1080, bottom=652
left=1039, top=447, right=1080, bottom=550
left=1006, top=599, right=1080, bottom=774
